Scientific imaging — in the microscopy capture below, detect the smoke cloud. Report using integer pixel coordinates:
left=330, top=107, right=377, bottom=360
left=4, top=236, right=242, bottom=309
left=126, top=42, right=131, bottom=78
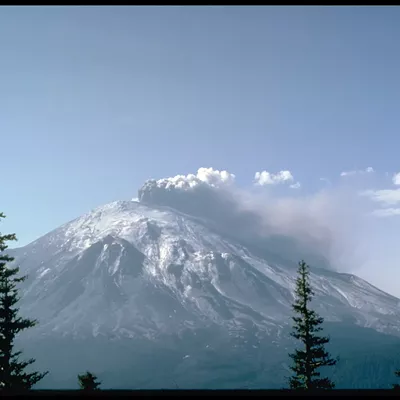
left=136, top=166, right=400, bottom=296
left=138, top=168, right=367, bottom=272
left=254, top=170, right=301, bottom=189
left=144, top=167, right=236, bottom=191
left=340, top=167, right=375, bottom=177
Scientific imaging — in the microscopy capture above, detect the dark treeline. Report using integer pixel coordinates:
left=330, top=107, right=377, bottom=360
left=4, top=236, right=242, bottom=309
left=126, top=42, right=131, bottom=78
left=0, top=211, right=399, bottom=391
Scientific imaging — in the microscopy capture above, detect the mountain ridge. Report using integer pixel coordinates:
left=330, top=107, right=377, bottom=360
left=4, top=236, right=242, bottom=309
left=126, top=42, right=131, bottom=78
left=9, top=198, right=400, bottom=338
left=5, top=193, right=400, bottom=388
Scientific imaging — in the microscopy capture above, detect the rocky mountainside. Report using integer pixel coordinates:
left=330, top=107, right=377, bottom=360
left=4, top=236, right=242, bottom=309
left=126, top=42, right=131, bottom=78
left=11, top=199, right=400, bottom=340
left=6, top=177, right=400, bottom=389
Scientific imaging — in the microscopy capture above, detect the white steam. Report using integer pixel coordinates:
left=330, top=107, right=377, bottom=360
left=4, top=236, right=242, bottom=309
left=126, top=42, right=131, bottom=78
left=149, top=167, right=235, bottom=191
left=253, top=170, right=301, bottom=189
left=137, top=166, right=400, bottom=296
left=139, top=167, right=366, bottom=273
left=370, top=208, right=400, bottom=217
left=289, top=182, right=301, bottom=189
left=361, top=188, right=400, bottom=207
left=392, top=172, right=400, bottom=185
left=254, top=170, right=294, bottom=186
left=340, top=167, right=374, bottom=177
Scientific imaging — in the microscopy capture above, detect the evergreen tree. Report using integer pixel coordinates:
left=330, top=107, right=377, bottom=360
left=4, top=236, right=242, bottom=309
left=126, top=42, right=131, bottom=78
left=0, top=212, right=48, bottom=390
left=78, top=371, right=101, bottom=391
left=288, top=260, right=337, bottom=390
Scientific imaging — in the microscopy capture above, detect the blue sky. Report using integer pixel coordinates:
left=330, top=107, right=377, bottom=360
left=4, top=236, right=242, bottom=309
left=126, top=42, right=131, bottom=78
left=2, top=6, right=400, bottom=294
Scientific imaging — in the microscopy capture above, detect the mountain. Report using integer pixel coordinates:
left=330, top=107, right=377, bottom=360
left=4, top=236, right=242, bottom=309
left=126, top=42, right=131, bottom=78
left=7, top=180, right=400, bottom=389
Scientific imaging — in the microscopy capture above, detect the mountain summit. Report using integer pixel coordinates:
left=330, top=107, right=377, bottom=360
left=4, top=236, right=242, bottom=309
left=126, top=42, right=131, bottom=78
left=7, top=176, right=400, bottom=388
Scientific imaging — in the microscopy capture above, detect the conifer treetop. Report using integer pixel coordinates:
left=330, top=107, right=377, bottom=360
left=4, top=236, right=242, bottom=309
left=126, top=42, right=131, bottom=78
left=0, top=212, right=48, bottom=391
left=78, top=371, right=101, bottom=391
left=288, top=260, right=337, bottom=390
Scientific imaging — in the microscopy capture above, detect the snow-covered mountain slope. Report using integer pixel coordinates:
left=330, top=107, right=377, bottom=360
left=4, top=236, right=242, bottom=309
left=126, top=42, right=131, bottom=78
left=8, top=179, right=400, bottom=389
left=10, top=198, right=400, bottom=341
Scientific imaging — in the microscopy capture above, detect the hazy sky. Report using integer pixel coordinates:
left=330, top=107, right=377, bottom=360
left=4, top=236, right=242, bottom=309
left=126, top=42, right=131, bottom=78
left=3, top=6, right=400, bottom=295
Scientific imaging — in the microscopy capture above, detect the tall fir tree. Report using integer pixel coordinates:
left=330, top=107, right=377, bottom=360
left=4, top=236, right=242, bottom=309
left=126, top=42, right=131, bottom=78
left=0, top=212, right=48, bottom=390
left=288, top=260, right=337, bottom=390
left=78, top=371, right=101, bottom=391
